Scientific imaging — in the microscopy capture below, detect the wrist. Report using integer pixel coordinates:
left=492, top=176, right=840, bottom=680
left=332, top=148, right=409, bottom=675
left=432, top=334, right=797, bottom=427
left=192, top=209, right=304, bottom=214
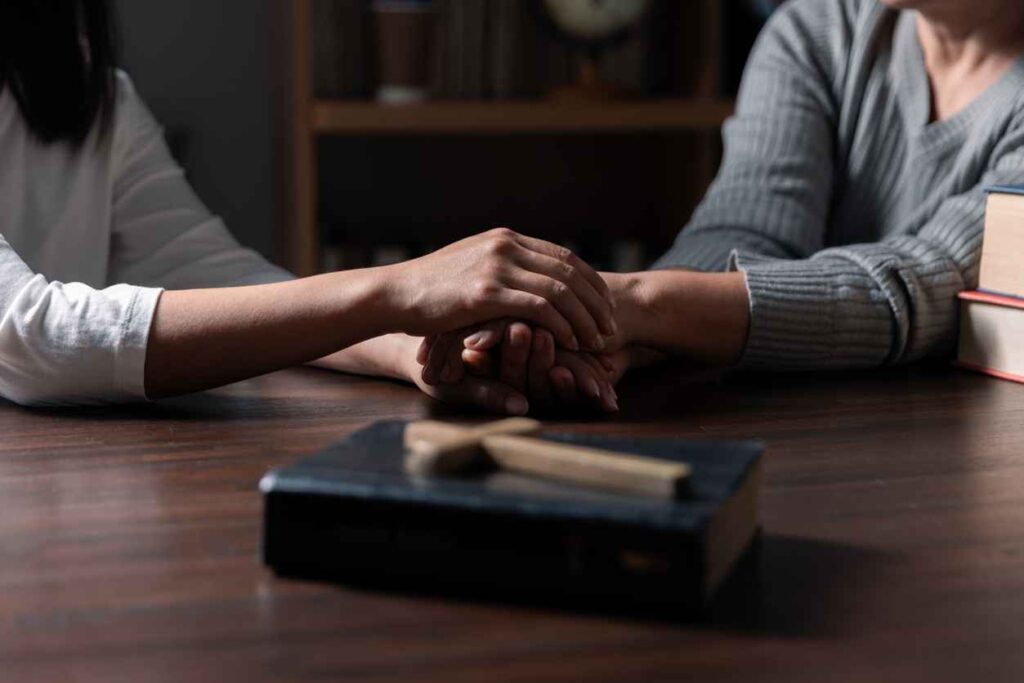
left=606, top=269, right=750, bottom=366
left=329, top=266, right=405, bottom=337
left=603, top=271, right=662, bottom=348
left=376, top=334, right=422, bottom=382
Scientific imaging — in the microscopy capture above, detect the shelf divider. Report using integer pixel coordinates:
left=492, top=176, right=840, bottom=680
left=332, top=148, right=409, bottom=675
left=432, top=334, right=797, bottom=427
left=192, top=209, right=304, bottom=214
left=312, top=99, right=735, bottom=136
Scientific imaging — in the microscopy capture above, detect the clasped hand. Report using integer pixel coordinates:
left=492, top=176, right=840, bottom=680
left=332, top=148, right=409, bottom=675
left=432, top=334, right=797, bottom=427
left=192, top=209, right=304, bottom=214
left=416, top=319, right=630, bottom=415
left=373, top=228, right=665, bottom=415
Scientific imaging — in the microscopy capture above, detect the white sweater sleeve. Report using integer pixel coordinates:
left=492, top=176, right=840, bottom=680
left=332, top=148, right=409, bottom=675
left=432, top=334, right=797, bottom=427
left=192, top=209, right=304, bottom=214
left=0, top=236, right=161, bottom=406
left=109, top=75, right=293, bottom=288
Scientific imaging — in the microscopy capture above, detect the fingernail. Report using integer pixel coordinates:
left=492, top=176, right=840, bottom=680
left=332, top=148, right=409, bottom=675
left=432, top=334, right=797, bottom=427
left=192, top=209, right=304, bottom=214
left=609, top=317, right=619, bottom=336
left=570, top=335, right=580, bottom=351
left=506, top=395, right=529, bottom=415
left=465, top=332, right=485, bottom=348
left=586, top=377, right=601, bottom=399
left=592, top=336, right=606, bottom=352
left=511, top=328, right=528, bottom=347
left=609, top=397, right=620, bottom=412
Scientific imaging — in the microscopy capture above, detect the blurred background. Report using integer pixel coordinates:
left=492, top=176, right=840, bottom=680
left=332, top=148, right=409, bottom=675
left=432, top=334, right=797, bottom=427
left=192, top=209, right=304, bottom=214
left=115, top=0, right=783, bottom=276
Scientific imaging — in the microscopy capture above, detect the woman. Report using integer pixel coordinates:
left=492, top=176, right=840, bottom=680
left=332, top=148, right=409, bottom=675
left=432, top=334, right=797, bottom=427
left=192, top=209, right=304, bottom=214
left=418, top=0, right=1024, bottom=413
left=0, top=0, right=617, bottom=408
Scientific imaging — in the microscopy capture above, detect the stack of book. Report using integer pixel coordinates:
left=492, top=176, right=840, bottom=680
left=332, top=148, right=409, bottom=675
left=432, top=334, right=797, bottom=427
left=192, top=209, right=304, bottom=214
left=957, top=185, right=1024, bottom=382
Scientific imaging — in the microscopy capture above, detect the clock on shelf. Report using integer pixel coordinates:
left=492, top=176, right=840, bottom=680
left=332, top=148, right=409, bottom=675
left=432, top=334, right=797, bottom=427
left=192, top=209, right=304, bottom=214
left=536, top=0, right=652, bottom=101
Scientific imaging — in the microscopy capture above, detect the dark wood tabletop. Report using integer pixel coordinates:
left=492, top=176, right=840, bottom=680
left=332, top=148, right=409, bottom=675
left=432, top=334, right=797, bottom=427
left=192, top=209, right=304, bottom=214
left=3, top=362, right=1024, bottom=682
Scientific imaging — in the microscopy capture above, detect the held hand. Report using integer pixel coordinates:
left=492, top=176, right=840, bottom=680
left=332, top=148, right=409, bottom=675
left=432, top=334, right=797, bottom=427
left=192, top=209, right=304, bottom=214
left=384, top=228, right=616, bottom=353
left=395, top=334, right=532, bottom=416
left=464, top=333, right=666, bottom=414
left=450, top=321, right=622, bottom=413
left=418, top=313, right=627, bottom=389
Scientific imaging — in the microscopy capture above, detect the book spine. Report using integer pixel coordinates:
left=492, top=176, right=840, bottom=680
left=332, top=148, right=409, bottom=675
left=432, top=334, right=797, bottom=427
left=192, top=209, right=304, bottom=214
left=263, top=490, right=709, bottom=612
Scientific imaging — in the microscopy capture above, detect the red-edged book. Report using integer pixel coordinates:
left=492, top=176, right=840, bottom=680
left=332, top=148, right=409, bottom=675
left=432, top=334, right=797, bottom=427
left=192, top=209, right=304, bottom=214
left=957, top=290, right=1024, bottom=384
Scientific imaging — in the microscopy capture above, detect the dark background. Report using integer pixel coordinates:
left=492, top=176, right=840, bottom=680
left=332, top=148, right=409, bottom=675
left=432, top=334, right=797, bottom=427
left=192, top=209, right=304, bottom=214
left=115, top=0, right=772, bottom=268
left=115, top=0, right=280, bottom=259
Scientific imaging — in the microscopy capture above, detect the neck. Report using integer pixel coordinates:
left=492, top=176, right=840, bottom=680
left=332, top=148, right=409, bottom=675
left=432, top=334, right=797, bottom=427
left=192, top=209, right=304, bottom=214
left=916, top=3, right=1024, bottom=68
left=912, top=1, right=1024, bottom=121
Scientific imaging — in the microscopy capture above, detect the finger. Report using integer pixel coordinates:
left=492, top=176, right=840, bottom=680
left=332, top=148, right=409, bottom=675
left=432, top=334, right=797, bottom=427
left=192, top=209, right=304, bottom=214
left=527, top=328, right=556, bottom=406
left=580, top=353, right=619, bottom=412
left=500, top=268, right=603, bottom=353
left=434, top=376, right=530, bottom=416
left=462, top=348, right=494, bottom=377
left=464, top=319, right=511, bottom=352
left=511, top=233, right=612, bottom=306
left=422, top=331, right=456, bottom=383
left=423, top=332, right=457, bottom=386
left=444, top=336, right=467, bottom=385
left=555, top=351, right=613, bottom=412
left=488, top=289, right=577, bottom=352
left=416, top=335, right=435, bottom=366
left=549, top=366, right=578, bottom=405
left=500, top=322, right=532, bottom=393
left=512, top=249, right=616, bottom=339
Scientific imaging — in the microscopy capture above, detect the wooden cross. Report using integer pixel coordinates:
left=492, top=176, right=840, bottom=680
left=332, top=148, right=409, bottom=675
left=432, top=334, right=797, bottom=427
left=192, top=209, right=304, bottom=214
left=404, top=419, right=690, bottom=499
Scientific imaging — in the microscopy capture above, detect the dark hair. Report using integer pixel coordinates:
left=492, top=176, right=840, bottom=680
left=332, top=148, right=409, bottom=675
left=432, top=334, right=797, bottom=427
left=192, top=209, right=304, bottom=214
left=0, top=0, right=118, bottom=147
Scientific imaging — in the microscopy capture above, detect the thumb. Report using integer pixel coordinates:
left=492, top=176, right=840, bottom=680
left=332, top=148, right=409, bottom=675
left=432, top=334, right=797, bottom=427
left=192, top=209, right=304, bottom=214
left=464, top=318, right=513, bottom=352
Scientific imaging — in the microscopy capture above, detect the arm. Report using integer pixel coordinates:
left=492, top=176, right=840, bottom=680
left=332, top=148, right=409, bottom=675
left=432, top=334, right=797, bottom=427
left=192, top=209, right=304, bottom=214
left=652, top=1, right=841, bottom=273
left=108, top=73, right=292, bottom=289
left=143, top=225, right=618, bottom=399
left=412, top=269, right=745, bottom=415
left=0, top=224, right=614, bottom=407
left=144, top=269, right=387, bottom=397
left=106, top=75, right=617, bottom=400
left=0, top=236, right=159, bottom=407
left=603, top=271, right=750, bottom=366
left=652, top=4, right=1024, bottom=369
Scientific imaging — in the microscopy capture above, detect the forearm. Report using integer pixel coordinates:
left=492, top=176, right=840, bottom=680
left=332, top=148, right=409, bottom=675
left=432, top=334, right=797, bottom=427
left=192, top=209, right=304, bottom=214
left=312, top=334, right=415, bottom=381
left=145, top=268, right=396, bottom=397
left=609, top=270, right=751, bottom=366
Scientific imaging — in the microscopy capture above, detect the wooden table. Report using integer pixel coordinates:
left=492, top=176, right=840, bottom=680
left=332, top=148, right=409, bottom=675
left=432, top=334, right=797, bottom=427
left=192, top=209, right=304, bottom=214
left=2, top=363, right=1024, bottom=682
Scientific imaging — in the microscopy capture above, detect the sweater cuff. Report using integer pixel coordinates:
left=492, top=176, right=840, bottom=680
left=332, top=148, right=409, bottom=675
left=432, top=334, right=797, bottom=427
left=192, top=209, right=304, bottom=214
left=729, top=250, right=892, bottom=370
left=114, top=286, right=163, bottom=400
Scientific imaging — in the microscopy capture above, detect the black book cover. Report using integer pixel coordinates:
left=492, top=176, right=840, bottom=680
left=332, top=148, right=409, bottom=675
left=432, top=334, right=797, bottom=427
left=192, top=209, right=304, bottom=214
left=261, top=421, right=764, bottom=613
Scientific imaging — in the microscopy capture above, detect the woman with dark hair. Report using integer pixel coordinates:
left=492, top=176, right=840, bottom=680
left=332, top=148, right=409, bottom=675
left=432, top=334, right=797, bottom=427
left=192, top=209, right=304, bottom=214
left=0, top=0, right=616, bottom=407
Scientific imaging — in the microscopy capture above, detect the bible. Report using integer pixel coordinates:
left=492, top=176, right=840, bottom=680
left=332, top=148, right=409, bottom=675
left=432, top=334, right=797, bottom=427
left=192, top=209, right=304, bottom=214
left=261, top=421, right=764, bottom=612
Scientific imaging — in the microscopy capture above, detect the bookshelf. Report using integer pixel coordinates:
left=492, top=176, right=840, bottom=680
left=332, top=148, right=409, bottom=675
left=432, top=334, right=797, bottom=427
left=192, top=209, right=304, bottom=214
left=281, top=0, right=735, bottom=276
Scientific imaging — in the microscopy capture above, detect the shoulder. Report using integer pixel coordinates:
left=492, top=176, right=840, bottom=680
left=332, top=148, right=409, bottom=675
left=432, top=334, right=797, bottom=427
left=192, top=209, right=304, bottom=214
left=108, top=70, right=163, bottom=164
left=754, top=0, right=888, bottom=78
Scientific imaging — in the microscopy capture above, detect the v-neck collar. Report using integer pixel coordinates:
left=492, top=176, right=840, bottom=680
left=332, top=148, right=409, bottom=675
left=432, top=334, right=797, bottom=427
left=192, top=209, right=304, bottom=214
left=892, top=10, right=1024, bottom=144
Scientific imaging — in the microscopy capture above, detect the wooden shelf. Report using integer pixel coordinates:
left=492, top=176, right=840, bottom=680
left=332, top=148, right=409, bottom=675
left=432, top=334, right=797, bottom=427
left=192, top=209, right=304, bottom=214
left=282, top=0, right=730, bottom=276
left=312, top=99, right=735, bottom=136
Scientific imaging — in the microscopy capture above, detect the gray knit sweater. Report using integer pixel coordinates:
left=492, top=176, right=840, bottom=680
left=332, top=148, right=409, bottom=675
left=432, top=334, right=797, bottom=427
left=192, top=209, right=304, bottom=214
left=654, top=0, right=1024, bottom=369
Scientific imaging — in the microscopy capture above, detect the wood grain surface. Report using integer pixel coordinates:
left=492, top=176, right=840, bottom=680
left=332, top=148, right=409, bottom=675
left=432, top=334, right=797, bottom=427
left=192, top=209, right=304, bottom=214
left=2, top=363, right=1024, bottom=682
